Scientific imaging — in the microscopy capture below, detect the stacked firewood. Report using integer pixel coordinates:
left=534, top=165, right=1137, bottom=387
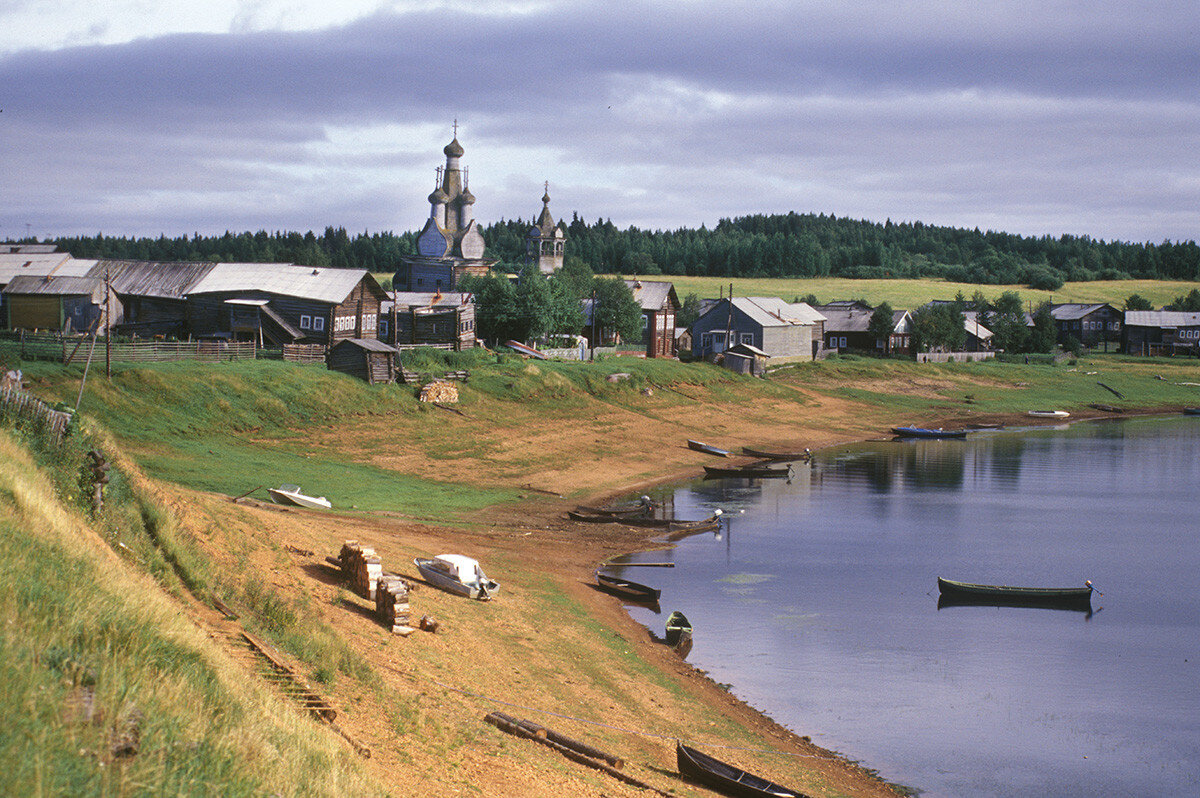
left=418, top=380, right=459, bottom=404
left=375, top=576, right=414, bottom=635
left=338, top=541, right=383, bottom=600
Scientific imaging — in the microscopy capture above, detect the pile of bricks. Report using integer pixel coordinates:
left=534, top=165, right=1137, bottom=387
left=375, top=576, right=414, bottom=636
left=418, top=380, right=459, bottom=404
left=338, top=541, right=383, bottom=600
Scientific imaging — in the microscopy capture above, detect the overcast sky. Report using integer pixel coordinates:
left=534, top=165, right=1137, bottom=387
left=2, top=1, right=1197, bottom=245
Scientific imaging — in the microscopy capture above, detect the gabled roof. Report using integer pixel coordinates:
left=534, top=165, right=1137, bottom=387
left=1125, top=310, right=1200, bottom=328
left=1051, top=303, right=1116, bottom=320
left=331, top=338, right=399, bottom=353
left=3, top=274, right=106, bottom=300
left=82, top=260, right=217, bottom=299
left=624, top=279, right=678, bottom=312
left=187, top=263, right=373, bottom=304
left=0, top=252, right=73, bottom=283
left=815, top=305, right=874, bottom=333
left=387, top=291, right=472, bottom=310
left=732, top=297, right=825, bottom=327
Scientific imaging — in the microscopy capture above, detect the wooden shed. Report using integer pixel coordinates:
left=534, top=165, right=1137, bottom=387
left=326, top=338, right=399, bottom=384
left=3, top=274, right=121, bottom=332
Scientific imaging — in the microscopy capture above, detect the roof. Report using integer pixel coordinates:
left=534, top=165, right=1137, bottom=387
left=731, top=297, right=825, bottom=327
left=0, top=252, right=73, bottom=283
left=815, top=305, right=874, bottom=333
left=1051, top=303, right=1115, bottom=320
left=3, top=274, right=105, bottom=300
left=624, top=279, right=677, bottom=312
left=187, top=263, right=370, bottom=304
left=331, top=338, right=399, bottom=353
left=1125, top=310, right=1200, bottom=328
left=89, top=260, right=216, bottom=299
left=965, top=318, right=993, bottom=340
left=387, top=291, right=472, bottom=310
left=727, top=342, right=771, bottom=357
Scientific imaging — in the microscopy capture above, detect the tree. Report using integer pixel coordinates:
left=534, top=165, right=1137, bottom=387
left=1124, top=294, right=1153, bottom=311
left=910, top=303, right=965, bottom=353
left=989, top=291, right=1029, bottom=352
left=461, top=273, right=521, bottom=344
left=514, top=262, right=553, bottom=341
left=677, top=293, right=702, bottom=329
left=1166, top=288, right=1200, bottom=312
left=1028, top=301, right=1057, bottom=353
left=591, top=277, right=643, bottom=345
left=867, top=302, right=895, bottom=352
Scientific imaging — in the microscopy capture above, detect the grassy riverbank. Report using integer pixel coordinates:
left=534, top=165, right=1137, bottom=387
left=5, top=351, right=1200, bottom=796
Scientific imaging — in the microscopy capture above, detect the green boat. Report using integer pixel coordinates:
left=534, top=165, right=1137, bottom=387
left=937, top=577, right=1093, bottom=609
left=665, top=610, right=692, bottom=647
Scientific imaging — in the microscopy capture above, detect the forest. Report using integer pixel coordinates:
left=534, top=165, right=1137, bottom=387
left=46, top=211, right=1200, bottom=289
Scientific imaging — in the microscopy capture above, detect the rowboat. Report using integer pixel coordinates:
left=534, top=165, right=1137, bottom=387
left=703, top=464, right=793, bottom=479
left=688, top=439, right=732, bottom=457
left=568, top=511, right=722, bottom=533
left=573, top=500, right=653, bottom=518
left=1183, top=407, right=1200, bottom=416
left=676, top=742, right=808, bottom=798
left=1027, top=410, right=1070, bottom=419
left=891, top=426, right=968, bottom=439
left=1089, top=403, right=1124, bottom=413
left=594, top=570, right=661, bottom=604
left=267, top=484, right=332, bottom=510
left=741, top=446, right=811, bottom=461
left=937, top=577, right=1092, bottom=609
left=414, top=554, right=498, bottom=600
left=665, top=610, right=692, bottom=647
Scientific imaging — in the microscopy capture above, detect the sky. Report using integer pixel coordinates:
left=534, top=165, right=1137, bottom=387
left=2, top=0, right=1197, bottom=245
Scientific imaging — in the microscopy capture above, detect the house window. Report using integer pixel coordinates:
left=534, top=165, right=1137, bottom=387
left=299, top=315, right=312, bottom=330
left=839, top=336, right=848, bottom=348
left=642, top=315, right=649, bottom=330
left=379, top=318, right=389, bottom=338
left=701, top=333, right=712, bottom=348
left=312, top=316, right=325, bottom=332
left=741, top=332, right=753, bottom=345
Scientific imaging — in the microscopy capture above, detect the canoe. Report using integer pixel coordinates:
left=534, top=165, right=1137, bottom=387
left=568, top=511, right=722, bottom=532
left=573, top=502, right=652, bottom=518
left=741, top=446, right=811, bottom=461
left=891, top=426, right=968, bottom=439
left=688, top=439, right=732, bottom=457
left=665, top=610, right=692, bottom=647
left=1027, top=410, right=1070, bottom=419
left=414, top=554, right=498, bottom=600
left=1183, top=407, right=1200, bottom=416
left=1089, top=403, right=1125, bottom=413
left=267, top=484, right=332, bottom=510
left=937, top=577, right=1092, bottom=609
left=704, top=464, right=793, bottom=479
left=594, top=570, right=661, bottom=604
left=676, top=742, right=808, bottom=798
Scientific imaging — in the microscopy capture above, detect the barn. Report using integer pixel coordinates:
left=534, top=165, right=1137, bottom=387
left=326, top=338, right=400, bottom=384
left=2, top=274, right=121, bottom=333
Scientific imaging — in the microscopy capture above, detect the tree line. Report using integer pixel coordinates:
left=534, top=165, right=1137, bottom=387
left=41, top=211, right=1200, bottom=289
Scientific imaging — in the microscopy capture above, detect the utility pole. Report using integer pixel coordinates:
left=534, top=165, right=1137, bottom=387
left=590, top=288, right=597, bottom=361
left=104, top=265, right=112, bottom=378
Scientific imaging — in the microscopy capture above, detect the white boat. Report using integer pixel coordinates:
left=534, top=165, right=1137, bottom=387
left=414, top=554, right=498, bottom=600
left=267, top=484, right=332, bottom=509
left=1027, top=410, right=1070, bottom=419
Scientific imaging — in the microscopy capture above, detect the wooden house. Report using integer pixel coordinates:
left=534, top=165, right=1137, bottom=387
left=88, top=260, right=217, bottom=337
left=581, top=279, right=681, bottom=357
left=1050, top=303, right=1123, bottom=349
left=326, top=338, right=400, bottom=384
left=1123, top=310, right=1200, bottom=356
left=381, top=291, right=476, bottom=351
left=692, top=297, right=824, bottom=363
left=815, top=300, right=912, bottom=354
left=1, top=249, right=84, bottom=328
left=2, top=274, right=121, bottom=332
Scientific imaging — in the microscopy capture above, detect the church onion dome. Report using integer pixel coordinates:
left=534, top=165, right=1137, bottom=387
left=428, top=187, right=449, bottom=204
left=443, top=137, right=464, bottom=157
left=459, top=188, right=476, bottom=205
left=542, top=191, right=551, bottom=204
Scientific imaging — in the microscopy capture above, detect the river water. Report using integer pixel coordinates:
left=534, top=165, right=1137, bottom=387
left=619, top=417, right=1200, bottom=797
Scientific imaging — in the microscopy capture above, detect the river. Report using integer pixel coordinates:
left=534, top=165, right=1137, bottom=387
left=618, top=416, right=1200, bottom=797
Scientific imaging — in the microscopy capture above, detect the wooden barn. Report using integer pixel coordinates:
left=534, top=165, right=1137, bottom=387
left=381, top=291, right=476, bottom=350
left=97, top=260, right=216, bottom=338
left=2, top=274, right=121, bottom=332
left=326, top=338, right=400, bottom=384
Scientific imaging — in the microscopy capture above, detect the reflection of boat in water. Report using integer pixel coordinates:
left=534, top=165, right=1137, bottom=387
left=594, top=570, right=661, bottom=605
left=891, top=426, right=968, bottom=439
left=740, top=446, right=811, bottom=462
left=676, top=742, right=807, bottom=798
left=937, top=577, right=1093, bottom=610
left=703, top=464, right=793, bottom=479
left=267, top=484, right=331, bottom=509
left=414, top=555, right=498, bottom=600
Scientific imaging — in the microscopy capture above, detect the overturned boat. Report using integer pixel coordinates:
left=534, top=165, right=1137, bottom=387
left=415, top=554, right=498, bottom=600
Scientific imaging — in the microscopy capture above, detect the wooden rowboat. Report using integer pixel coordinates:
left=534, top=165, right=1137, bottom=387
left=573, top=503, right=652, bottom=518
left=891, top=426, right=968, bottom=439
left=741, top=446, right=811, bottom=461
left=594, top=570, right=661, bottom=604
left=1027, top=410, right=1070, bottom=419
left=937, top=577, right=1093, bottom=609
left=704, top=464, right=793, bottom=479
left=665, top=610, right=692, bottom=647
left=1183, top=407, right=1200, bottom=416
left=568, top=511, right=722, bottom=533
left=676, top=742, right=808, bottom=798
left=688, top=439, right=732, bottom=457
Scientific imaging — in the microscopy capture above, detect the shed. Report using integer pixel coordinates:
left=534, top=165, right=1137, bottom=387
left=326, top=338, right=399, bottom=384
left=2, top=274, right=121, bottom=332
left=722, top=342, right=771, bottom=376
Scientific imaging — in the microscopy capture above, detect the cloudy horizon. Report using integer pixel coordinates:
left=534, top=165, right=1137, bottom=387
left=2, top=1, right=1197, bottom=246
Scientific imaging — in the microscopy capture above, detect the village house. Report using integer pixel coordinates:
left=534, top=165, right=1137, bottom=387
left=815, top=300, right=912, bottom=354
left=2, top=274, right=120, bottom=333
left=1050, top=303, right=1123, bottom=350
left=691, top=297, right=825, bottom=363
left=1123, top=310, right=1200, bottom=356
left=582, top=279, right=681, bottom=358
left=0, top=248, right=80, bottom=326
left=380, top=291, right=476, bottom=351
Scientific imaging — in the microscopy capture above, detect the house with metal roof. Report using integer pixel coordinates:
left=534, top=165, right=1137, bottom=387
left=1123, top=310, right=1200, bottom=356
left=1049, top=303, right=1123, bottom=349
left=691, top=297, right=825, bottom=363
left=815, top=301, right=912, bottom=354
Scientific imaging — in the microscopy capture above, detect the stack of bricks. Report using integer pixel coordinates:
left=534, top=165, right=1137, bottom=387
left=376, top=576, right=414, bottom=636
left=338, top=541, right=383, bottom=600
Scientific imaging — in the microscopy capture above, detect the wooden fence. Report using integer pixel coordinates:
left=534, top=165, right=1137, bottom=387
left=0, top=331, right=257, bottom=363
left=282, top=343, right=328, bottom=364
left=0, top=386, right=73, bottom=444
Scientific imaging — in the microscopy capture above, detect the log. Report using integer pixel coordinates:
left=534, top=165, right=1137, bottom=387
left=516, top=718, right=624, bottom=768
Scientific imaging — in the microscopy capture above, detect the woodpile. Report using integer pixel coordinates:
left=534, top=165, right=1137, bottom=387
left=338, top=541, right=383, bottom=600
left=418, top=380, right=459, bottom=404
left=376, top=576, right=414, bottom=636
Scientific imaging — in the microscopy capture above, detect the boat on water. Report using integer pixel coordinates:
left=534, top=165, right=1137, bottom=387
left=568, top=511, right=722, bottom=533
left=891, top=426, right=968, bottom=439
left=676, top=742, right=808, bottom=798
left=688, top=439, right=732, bottom=457
left=414, top=554, right=498, bottom=600
left=1027, top=410, right=1070, bottom=419
left=665, top=610, right=693, bottom=657
left=740, top=446, right=811, bottom=462
left=1183, top=407, right=1200, bottom=416
left=267, top=484, right=332, bottom=510
left=594, top=570, right=661, bottom=604
left=937, top=577, right=1093, bottom=609
left=703, top=464, right=793, bottom=479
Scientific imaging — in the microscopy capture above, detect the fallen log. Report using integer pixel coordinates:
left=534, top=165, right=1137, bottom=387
left=516, top=717, right=624, bottom=768
left=1097, top=381, right=1125, bottom=398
